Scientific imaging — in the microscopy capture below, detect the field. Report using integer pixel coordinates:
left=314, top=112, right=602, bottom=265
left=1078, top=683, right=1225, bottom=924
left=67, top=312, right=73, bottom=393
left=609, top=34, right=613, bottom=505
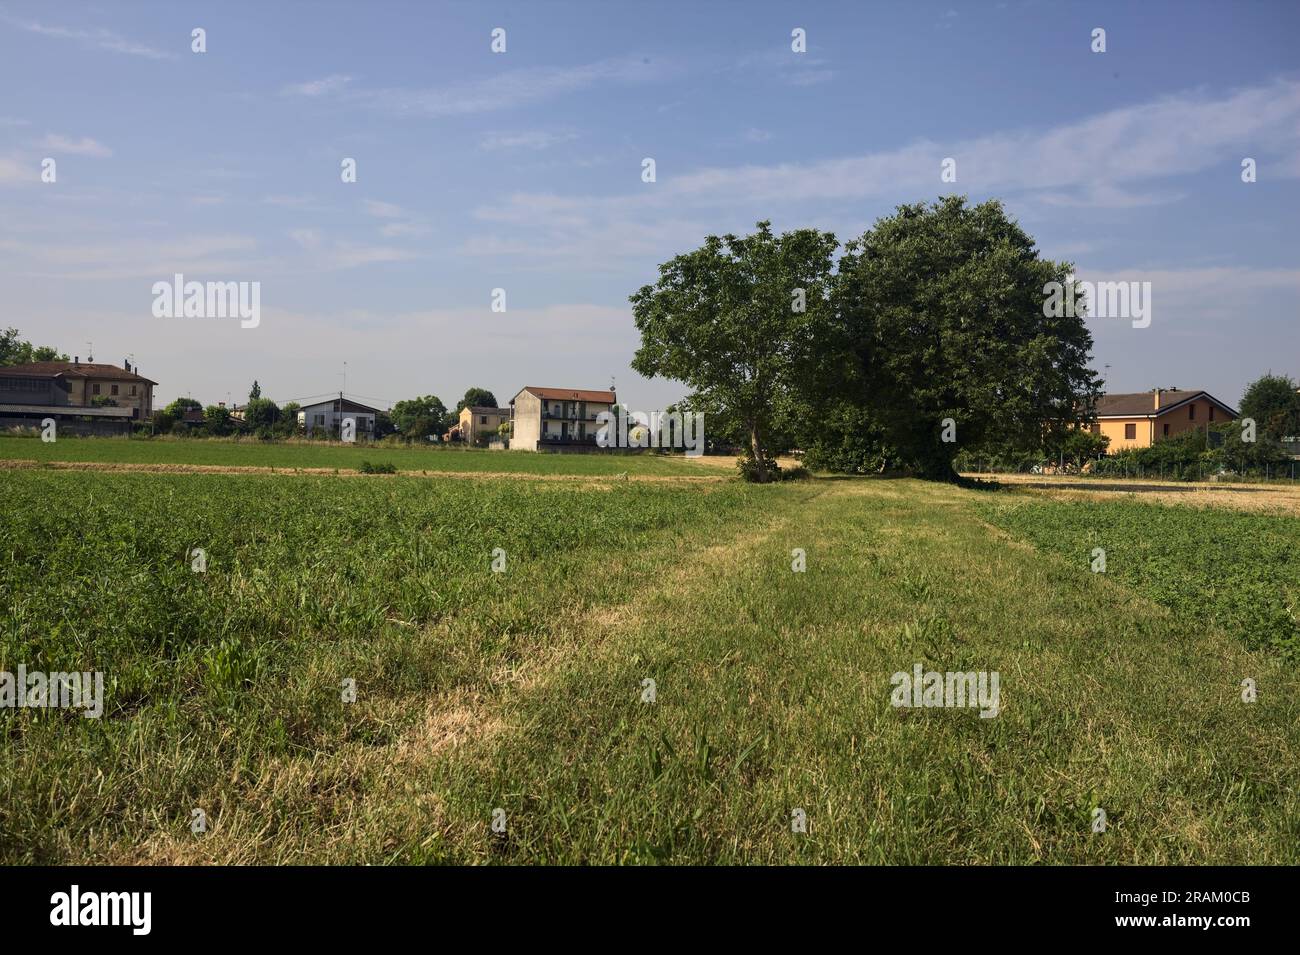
left=0, top=435, right=709, bottom=477
left=2, top=441, right=1298, bottom=864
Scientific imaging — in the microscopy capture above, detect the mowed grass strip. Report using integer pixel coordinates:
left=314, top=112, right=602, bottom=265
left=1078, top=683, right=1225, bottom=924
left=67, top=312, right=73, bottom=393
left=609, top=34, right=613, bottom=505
left=0, top=470, right=758, bottom=863
left=0, top=434, right=705, bottom=477
left=403, top=480, right=1300, bottom=864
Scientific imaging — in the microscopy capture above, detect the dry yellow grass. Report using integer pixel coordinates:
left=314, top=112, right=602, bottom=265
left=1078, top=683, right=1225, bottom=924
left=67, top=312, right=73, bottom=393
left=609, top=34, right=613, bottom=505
left=967, top=472, right=1300, bottom=515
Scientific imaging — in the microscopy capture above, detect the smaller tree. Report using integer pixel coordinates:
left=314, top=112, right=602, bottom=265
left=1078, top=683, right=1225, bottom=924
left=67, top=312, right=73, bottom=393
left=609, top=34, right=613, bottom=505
left=249, top=380, right=262, bottom=401
left=203, top=404, right=234, bottom=436
left=630, top=221, right=841, bottom=482
left=243, top=397, right=280, bottom=430
left=165, top=397, right=202, bottom=417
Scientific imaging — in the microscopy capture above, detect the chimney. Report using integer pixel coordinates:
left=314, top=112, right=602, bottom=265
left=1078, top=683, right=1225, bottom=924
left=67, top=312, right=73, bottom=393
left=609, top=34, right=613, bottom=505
left=124, top=358, right=130, bottom=373
left=74, top=356, right=79, bottom=366
left=1154, top=388, right=1161, bottom=410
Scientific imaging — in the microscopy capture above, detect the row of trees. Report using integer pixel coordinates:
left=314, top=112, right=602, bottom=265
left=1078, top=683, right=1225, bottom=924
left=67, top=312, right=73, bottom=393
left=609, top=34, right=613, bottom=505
left=631, top=197, right=1100, bottom=482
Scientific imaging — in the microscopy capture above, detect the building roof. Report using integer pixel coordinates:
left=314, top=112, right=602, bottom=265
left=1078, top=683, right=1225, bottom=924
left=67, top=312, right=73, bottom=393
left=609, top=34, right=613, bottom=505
left=464, top=405, right=509, bottom=414
left=1096, top=390, right=1238, bottom=418
left=0, top=361, right=158, bottom=385
left=298, top=396, right=384, bottom=415
left=514, top=386, right=617, bottom=404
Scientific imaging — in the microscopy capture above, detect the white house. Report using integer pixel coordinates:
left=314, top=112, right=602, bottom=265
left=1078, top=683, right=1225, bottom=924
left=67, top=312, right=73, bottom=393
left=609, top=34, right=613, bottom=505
left=297, top=395, right=382, bottom=438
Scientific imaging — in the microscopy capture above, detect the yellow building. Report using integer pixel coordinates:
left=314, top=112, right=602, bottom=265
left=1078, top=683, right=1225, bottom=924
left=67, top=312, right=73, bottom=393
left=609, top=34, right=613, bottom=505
left=458, top=404, right=510, bottom=444
left=1093, top=389, right=1237, bottom=451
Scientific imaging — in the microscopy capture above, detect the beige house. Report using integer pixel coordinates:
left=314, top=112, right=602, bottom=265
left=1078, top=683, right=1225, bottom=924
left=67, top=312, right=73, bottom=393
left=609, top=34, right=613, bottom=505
left=458, top=405, right=510, bottom=444
left=0, top=358, right=156, bottom=432
left=509, top=386, right=617, bottom=451
left=1092, top=389, right=1237, bottom=451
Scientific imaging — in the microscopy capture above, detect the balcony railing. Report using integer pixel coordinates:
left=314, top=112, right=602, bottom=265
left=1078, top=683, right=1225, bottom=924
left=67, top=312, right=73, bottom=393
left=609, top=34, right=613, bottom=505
left=541, top=411, right=602, bottom=421
left=540, top=433, right=599, bottom=445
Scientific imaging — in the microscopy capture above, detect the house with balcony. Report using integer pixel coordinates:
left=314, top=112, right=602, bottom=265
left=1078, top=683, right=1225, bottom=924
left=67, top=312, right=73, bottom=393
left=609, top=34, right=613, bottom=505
left=0, top=357, right=156, bottom=434
left=509, top=385, right=617, bottom=451
left=1092, top=389, right=1238, bottom=451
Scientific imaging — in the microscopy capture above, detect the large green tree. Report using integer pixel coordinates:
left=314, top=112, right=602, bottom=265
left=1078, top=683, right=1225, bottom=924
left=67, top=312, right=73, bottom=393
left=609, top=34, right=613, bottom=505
left=835, top=197, right=1101, bottom=479
left=390, top=394, right=449, bottom=439
left=630, top=221, right=841, bottom=482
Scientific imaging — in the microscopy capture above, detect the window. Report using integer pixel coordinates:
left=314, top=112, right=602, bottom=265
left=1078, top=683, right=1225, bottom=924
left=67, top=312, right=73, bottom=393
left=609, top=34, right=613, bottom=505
left=1125, top=423, right=1136, bottom=439
left=1189, top=404, right=1196, bottom=421
left=1209, top=406, right=1215, bottom=421
left=92, top=383, right=100, bottom=395
left=1163, top=423, right=1170, bottom=436
left=111, top=384, right=119, bottom=396
left=480, top=415, right=487, bottom=424
left=130, top=385, right=137, bottom=396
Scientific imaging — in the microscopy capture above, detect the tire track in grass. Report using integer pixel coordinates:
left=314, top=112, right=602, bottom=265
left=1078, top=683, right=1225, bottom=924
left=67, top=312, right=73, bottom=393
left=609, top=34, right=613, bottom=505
left=412, top=479, right=1300, bottom=864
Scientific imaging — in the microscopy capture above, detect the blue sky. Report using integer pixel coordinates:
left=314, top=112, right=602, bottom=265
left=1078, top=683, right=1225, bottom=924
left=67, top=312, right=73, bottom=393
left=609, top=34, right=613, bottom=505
left=1, top=0, right=1297, bottom=410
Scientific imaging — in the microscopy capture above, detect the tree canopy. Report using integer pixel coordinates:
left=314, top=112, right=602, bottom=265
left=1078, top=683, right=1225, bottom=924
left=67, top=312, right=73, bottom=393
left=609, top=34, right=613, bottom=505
left=390, top=394, right=449, bottom=439
left=629, top=201, right=1102, bottom=481
left=456, top=388, right=499, bottom=412
left=630, top=220, right=840, bottom=482
left=836, top=197, right=1100, bottom=478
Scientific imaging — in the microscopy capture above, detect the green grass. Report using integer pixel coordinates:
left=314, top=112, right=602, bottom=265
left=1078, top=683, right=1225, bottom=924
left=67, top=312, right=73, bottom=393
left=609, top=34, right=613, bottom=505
left=0, top=434, right=706, bottom=476
left=2, top=471, right=1297, bottom=864
left=978, top=494, right=1300, bottom=659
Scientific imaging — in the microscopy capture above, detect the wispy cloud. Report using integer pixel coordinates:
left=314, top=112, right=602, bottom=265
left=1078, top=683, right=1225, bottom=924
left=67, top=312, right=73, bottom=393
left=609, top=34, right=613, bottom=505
left=34, top=134, right=112, bottom=158
left=280, top=74, right=353, bottom=97
left=359, top=200, right=432, bottom=237
left=2, top=15, right=174, bottom=60
left=362, top=200, right=405, bottom=219
left=730, top=48, right=835, bottom=87
left=262, top=195, right=316, bottom=208
left=464, top=79, right=1300, bottom=262
left=283, top=57, right=671, bottom=117
left=479, top=129, right=579, bottom=151
left=0, top=154, right=29, bottom=186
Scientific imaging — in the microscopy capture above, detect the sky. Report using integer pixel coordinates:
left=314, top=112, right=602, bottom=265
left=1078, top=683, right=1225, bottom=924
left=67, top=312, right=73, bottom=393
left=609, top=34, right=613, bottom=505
left=1, top=0, right=1297, bottom=412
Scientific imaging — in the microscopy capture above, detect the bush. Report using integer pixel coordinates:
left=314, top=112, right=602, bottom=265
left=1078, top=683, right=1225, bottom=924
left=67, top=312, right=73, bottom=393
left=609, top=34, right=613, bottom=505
left=737, top=455, right=782, bottom=483
left=358, top=460, right=397, bottom=474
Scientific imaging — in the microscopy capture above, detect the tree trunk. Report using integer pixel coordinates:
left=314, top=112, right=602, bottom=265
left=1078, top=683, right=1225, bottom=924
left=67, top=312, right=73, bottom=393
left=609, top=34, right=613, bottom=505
left=749, top=426, right=770, bottom=483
